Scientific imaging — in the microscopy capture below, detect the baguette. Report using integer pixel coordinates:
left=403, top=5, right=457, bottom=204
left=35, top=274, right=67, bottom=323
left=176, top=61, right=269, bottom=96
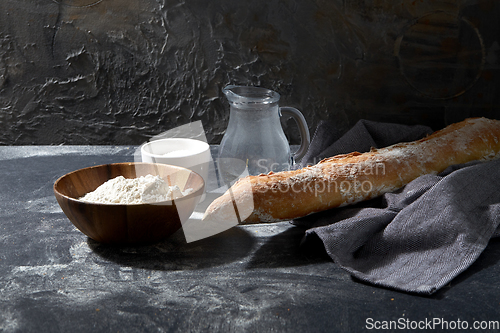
left=203, top=117, right=500, bottom=224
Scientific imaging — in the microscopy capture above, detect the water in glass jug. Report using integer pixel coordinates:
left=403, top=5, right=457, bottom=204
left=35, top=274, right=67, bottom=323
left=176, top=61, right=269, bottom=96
left=218, top=85, right=310, bottom=184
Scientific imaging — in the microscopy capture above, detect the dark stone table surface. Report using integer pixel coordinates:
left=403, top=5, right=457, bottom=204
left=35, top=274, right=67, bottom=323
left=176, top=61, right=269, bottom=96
left=1, top=146, right=499, bottom=332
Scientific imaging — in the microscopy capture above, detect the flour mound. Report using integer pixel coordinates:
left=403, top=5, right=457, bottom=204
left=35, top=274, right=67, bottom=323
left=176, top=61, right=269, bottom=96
left=80, top=174, right=193, bottom=204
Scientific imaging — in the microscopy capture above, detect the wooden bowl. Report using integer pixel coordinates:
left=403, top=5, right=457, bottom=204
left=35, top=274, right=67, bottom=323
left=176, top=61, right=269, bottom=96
left=53, top=162, right=205, bottom=245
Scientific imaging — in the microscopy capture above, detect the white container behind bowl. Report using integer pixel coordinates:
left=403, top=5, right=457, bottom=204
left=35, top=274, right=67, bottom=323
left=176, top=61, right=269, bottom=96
left=141, top=138, right=211, bottom=200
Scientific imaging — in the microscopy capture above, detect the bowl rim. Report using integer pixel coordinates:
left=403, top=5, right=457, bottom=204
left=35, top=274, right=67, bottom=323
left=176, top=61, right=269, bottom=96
left=140, top=138, right=210, bottom=159
left=53, top=162, right=205, bottom=206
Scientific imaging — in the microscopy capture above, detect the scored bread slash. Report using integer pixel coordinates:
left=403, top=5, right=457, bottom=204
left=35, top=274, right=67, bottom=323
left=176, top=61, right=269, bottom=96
left=203, top=117, right=500, bottom=224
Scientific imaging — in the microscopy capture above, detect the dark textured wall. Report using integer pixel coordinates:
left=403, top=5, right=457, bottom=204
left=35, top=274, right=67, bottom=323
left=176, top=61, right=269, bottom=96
left=1, top=0, right=499, bottom=145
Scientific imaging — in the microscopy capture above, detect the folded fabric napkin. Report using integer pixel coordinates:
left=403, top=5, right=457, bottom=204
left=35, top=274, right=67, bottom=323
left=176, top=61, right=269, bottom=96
left=295, top=119, right=500, bottom=294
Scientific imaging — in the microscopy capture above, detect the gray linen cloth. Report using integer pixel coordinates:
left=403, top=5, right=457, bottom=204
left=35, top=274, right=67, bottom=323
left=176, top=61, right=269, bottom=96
left=295, top=119, right=500, bottom=294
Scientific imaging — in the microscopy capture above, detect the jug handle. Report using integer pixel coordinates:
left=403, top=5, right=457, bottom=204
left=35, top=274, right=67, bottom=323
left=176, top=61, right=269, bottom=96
left=279, top=107, right=310, bottom=162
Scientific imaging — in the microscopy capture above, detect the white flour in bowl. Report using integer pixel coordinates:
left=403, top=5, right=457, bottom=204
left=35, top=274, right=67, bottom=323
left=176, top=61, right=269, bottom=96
left=79, top=174, right=193, bottom=204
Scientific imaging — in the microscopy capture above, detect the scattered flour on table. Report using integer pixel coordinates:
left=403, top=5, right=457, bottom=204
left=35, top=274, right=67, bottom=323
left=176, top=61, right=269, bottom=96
left=80, top=174, right=193, bottom=204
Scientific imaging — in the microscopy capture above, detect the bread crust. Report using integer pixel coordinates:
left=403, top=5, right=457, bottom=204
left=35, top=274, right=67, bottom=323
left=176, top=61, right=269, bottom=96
left=203, top=117, right=500, bottom=224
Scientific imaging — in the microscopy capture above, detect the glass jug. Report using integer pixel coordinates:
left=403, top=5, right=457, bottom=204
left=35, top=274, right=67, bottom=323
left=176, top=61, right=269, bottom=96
left=218, top=85, right=310, bottom=184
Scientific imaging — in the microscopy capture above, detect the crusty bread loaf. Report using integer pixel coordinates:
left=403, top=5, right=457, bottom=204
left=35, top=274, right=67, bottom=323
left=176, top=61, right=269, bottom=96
left=203, top=117, right=500, bottom=224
